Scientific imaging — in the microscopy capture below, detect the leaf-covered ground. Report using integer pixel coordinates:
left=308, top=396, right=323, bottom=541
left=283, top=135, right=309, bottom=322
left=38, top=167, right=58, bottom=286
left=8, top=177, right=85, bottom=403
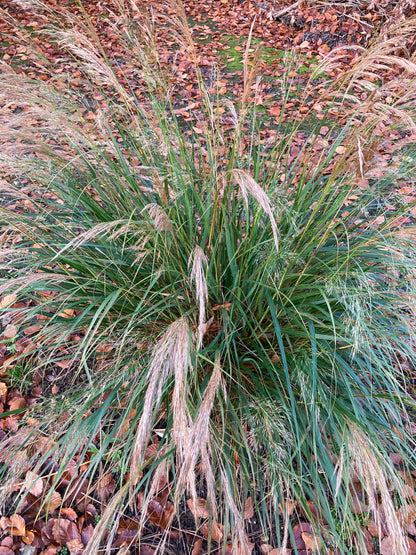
left=1, top=1, right=416, bottom=554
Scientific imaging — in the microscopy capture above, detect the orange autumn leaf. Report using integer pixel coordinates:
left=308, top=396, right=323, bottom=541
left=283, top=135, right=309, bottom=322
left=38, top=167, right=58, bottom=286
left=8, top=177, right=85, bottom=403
left=9, top=514, right=26, bottom=536
left=302, top=531, right=322, bottom=552
left=187, top=497, right=211, bottom=519
left=243, top=496, right=254, bottom=519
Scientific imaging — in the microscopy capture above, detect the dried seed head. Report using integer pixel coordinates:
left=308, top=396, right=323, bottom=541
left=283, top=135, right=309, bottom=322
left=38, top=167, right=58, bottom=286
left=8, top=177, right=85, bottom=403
left=188, top=246, right=208, bottom=349
left=232, top=169, right=279, bottom=252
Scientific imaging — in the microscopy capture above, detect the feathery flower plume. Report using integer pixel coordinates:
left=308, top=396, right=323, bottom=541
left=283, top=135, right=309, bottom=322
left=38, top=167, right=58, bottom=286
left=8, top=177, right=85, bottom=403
left=188, top=246, right=208, bottom=349
left=130, top=317, right=190, bottom=481
left=175, top=354, right=222, bottom=514
left=232, top=169, right=279, bottom=252
left=143, top=203, right=173, bottom=232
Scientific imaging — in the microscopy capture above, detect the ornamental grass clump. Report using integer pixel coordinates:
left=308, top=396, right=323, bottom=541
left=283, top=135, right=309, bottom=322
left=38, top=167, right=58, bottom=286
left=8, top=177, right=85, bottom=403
left=1, top=1, right=416, bottom=553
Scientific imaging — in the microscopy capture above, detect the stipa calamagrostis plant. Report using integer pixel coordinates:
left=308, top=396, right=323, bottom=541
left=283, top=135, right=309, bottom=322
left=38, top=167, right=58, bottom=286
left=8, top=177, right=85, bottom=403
left=1, top=1, right=416, bottom=552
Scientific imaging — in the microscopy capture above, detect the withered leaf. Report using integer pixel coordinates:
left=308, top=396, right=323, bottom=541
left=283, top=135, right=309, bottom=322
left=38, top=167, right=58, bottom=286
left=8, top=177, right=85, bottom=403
left=39, top=547, right=60, bottom=555
left=96, top=473, right=115, bottom=501
left=291, top=522, right=313, bottom=550
left=114, top=529, right=140, bottom=547
left=81, top=524, right=94, bottom=546
left=8, top=395, right=26, bottom=411
left=147, top=498, right=174, bottom=530
left=2, top=324, right=18, bottom=340
left=138, top=547, right=156, bottom=554
left=187, top=497, right=211, bottom=519
left=191, top=538, right=203, bottom=555
left=23, top=471, right=44, bottom=497
left=0, top=383, right=7, bottom=397
left=67, top=538, right=85, bottom=554
left=396, top=504, right=416, bottom=530
left=9, top=514, right=26, bottom=536
left=243, top=496, right=254, bottom=520
left=200, top=522, right=223, bottom=542
left=47, top=491, right=63, bottom=513
left=301, top=531, right=322, bottom=552
left=22, top=530, right=35, bottom=545
left=60, top=508, right=77, bottom=521
left=51, top=519, right=80, bottom=545
left=260, top=545, right=282, bottom=555
left=0, top=293, right=17, bottom=309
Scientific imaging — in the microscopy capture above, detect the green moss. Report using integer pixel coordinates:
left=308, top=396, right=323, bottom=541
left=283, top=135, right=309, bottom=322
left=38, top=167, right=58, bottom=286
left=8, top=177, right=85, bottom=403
left=216, top=34, right=285, bottom=73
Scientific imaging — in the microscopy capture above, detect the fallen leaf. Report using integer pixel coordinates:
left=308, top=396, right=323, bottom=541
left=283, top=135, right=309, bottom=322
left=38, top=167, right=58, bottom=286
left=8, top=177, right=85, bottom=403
left=191, top=538, right=203, bottom=555
left=47, top=491, right=63, bottom=513
left=0, top=293, right=17, bottom=309
left=291, top=522, right=313, bottom=550
left=396, top=504, right=416, bottom=530
left=268, top=106, right=281, bottom=117
left=60, top=508, right=77, bottom=521
left=52, top=519, right=80, bottom=545
left=138, top=547, right=156, bottom=554
left=2, top=324, right=18, bottom=340
left=39, top=547, right=59, bottom=555
left=187, top=497, right=211, bottom=519
left=67, top=538, right=85, bottom=554
left=243, top=496, right=254, bottom=519
left=22, top=530, right=35, bottom=545
left=200, top=522, right=223, bottom=542
left=55, top=360, right=72, bottom=370
left=278, top=500, right=296, bottom=516
left=9, top=514, right=26, bottom=536
left=407, top=538, right=416, bottom=554
left=96, top=473, right=115, bottom=501
left=8, top=395, right=26, bottom=411
left=23, top=471, right=44, bottom=497
left=147, top=499, right=174, bottom=530
left=301, top=531, right=322, bottom=552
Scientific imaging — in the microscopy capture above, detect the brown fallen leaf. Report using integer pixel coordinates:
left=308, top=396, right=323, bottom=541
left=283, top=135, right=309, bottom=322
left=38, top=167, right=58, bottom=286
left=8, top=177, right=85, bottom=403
left=378, top=536, right=416, bottom=555
left=60, top=508, right=77, bottom=521
left=67, top=538, right=85, bottom=554
left=8, top=395, right=26, bottom=411
left=81, top=524, right=94, bottom=546
left=407, top=538, right=416, bottom=554
left=147, top=498, right=174, bottom=530
left=23, top=471, right=44, bottom=497
left=291, top=522, right=313, bottom=550
left=23, top=324, right=43, bottom=336
left=51, top=519, right=80, bottom=545
left=301, top=531, right=322, bottom=552
left=55, top=359, right=72, bottom=370
left=278, top=500, right=296, bottom=516
left=224, top=541, right=255, bottom=554
left=187, top=497, right=211, bottom=519
left=200, top=522, right=223, bottom=542
left=9, top=514, right=26, bottom=536
left=260, top=546, right=291, bottom=555
left=39, top=547, right=60, bottom=555
left=138, top=547, right=156, bottom=554
left=2, top=324, right=18, bottom=340
left=96, top=473, right=115, bottom=502
left=0, top=293, right=17, bottom=309
left=191, top=538, right=203, bottom=555
left=0, top=383, right=7, bottom=397
left=243, top=496, right=254, bottom=520
left=396, top=504, right=416, bottom=531
left=22, top=530, right=35, bottom=545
